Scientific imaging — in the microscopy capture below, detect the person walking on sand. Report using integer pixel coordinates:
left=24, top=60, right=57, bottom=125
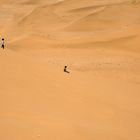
left=64, top=66, right=70, bottom=73
left=1, top=38, right=5, bottom=49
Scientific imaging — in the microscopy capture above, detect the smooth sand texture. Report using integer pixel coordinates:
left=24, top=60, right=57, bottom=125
left=0, top=0, right=140, bottom=140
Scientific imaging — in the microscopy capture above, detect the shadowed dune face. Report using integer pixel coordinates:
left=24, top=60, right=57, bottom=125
left=0, top=0, right=139, bottom=49
left=0, top=0, right=140, bottom=140
left=65, top=4, right=140, bottom=31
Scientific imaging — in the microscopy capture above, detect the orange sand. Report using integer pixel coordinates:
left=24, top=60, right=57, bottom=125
left=0, top=0, right=140, bottom=140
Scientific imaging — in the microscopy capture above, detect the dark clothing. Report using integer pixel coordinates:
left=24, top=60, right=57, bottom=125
left=64, top=66, right=70, bottom=73
left=1, top=44, right=4, bottom=49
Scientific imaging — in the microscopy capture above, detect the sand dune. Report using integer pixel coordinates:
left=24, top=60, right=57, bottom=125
left=0, top=0, right=140, bottom=140
left=65, top=4, right=140, bottom=31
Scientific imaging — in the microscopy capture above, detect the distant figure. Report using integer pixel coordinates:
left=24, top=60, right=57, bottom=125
left=1, top=38, right=5, bottom=49
left=64, top=66, right=70, bottom=73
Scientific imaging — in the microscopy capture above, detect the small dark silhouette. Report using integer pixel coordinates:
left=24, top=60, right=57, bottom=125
left=1, top=38, right=5, bottom=49
left=64, top=66, right=70, bottom=73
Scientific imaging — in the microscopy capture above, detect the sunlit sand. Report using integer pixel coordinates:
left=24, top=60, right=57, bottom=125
left=0, top=0, right=140, bottom=140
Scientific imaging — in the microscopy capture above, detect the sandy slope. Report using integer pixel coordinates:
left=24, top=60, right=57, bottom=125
left=0, top=0, right=140, bottom=140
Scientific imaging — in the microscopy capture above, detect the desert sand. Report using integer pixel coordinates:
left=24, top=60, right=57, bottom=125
left=0, top=0, right=140, bottom=140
